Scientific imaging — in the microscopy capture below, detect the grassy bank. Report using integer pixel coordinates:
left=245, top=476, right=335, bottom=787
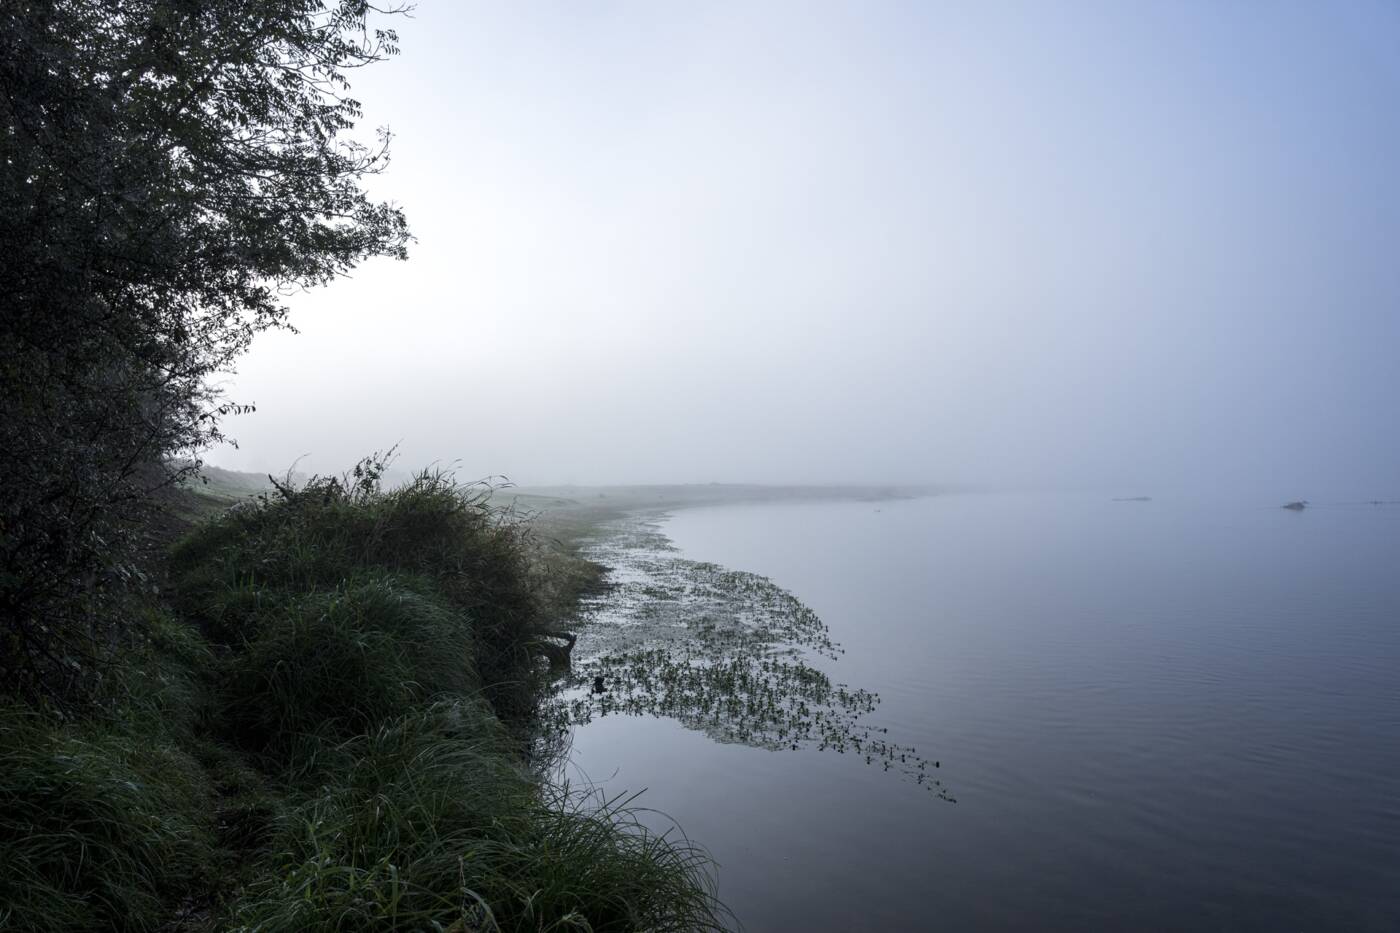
left=0, top=463, right=724, bottom=932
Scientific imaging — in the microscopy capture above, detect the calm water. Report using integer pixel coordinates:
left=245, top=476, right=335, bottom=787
left=563, top=493, right=1400, bottom=932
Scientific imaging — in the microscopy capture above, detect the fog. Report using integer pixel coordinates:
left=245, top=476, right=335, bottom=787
left=212, top=1, right=1400, bottom=497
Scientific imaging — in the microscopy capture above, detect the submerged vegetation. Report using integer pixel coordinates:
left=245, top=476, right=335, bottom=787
left=0, top=462, right=726, bottom=931
left=550, top=515, right=954, bottom=800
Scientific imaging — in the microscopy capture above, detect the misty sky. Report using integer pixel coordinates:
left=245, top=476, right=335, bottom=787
left=212, top=1, right=1400, bottom=495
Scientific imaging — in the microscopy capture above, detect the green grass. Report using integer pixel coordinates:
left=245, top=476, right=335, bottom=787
left=170, top=463, right=544, bottom=719
left=0, top=704, right=216, bottom=932
left=229, top=703, right=723, bottom=932
left=217, top=574, right=480, bottom=769
left=0, top=459, right=726, bottom=932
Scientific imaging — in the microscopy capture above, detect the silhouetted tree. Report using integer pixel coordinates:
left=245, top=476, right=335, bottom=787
left=0, top=0, right=410, bottom=703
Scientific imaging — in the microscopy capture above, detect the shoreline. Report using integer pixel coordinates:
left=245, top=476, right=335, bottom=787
left=539, top=498, right=954, bottom=800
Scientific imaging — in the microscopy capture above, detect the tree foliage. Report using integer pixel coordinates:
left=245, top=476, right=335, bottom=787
left=0, top=0, right=410, bottom=703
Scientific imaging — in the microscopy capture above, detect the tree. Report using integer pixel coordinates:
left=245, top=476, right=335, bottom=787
left=0, top=0, right=410, bottom=703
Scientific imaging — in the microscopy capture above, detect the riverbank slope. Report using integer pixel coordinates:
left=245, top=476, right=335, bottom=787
left=0, top=463, right=727, bottom=932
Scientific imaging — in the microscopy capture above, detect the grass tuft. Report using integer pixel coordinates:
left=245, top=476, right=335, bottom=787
left=0, top=704, right=215, bottom=932
left=217, top=574, right=479, bottom=768
left=170, top=462, right=544, bottom=718
left=230, top=703, right=725, bottom=932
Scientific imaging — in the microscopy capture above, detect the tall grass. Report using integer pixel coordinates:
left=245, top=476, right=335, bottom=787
left=0, top=457, right=726, bottom=931
left=229, top=703, right=725, bottom=932
left=0, top=704, right=215, bottom=932
left=171, top=461, right=544, bottom=719
left=218, top=574, right=479, bottom=769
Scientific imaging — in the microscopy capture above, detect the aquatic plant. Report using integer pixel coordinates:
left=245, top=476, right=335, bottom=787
left=551, top=514, right=954, bottom=800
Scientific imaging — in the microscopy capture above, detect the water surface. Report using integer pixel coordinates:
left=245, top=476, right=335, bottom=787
left=564, top=493, right=1400, bottom=931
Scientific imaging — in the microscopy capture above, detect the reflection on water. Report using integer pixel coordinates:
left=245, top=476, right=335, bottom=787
left=548, top=514, right=952, bottom=798
left=556, top=494, right=1400, bottom=932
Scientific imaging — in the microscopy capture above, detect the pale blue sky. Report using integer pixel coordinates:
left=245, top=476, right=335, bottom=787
left=216, top=1, right=1400, bottom=496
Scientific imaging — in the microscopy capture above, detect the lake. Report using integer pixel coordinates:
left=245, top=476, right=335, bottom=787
left=560, top=492, right=1400, bottom=931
